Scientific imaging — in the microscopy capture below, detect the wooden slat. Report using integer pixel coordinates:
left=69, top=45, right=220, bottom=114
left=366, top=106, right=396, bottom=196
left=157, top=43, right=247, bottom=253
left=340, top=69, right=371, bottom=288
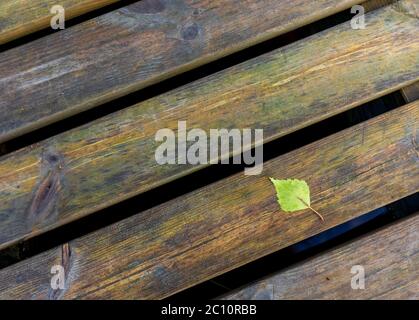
left=0, top=101, right=417, bottom=300
left=222, top=213, right=419, bottom=300
left=223, top=74, right=419, bottom=300
left=402, top=82, right=419, bottom=102
left=362, top=0, right=395, bottom=11
left=0, top=2, right=418, bottom=249
left=0, top=0, right=366, bottom=142
left=0, top=0, right=120, bottom=45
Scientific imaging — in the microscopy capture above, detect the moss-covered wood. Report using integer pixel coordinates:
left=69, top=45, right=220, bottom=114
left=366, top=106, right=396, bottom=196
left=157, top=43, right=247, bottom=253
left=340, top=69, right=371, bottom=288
left=0, top=0, right=365, bottom=142
left=0, top=101, right=417, bottom=299
left=0, top=2, right=418, bottom=249
left=0, top=0, right=120, bottom=44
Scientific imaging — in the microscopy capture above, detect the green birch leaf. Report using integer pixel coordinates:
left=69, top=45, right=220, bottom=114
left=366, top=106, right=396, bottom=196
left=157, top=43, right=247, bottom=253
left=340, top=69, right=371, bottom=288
left=269, top=178, right=310, bottom=212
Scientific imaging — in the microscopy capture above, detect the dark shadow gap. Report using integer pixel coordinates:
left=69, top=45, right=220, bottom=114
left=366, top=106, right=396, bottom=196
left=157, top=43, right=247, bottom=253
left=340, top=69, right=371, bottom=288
left=170, top=193, right=419, bottom=300
left=0, top=0, right=142, bottom=53
left=0, top=7, right=357, bottom=155
left=0, top=91, right=406, bottom=268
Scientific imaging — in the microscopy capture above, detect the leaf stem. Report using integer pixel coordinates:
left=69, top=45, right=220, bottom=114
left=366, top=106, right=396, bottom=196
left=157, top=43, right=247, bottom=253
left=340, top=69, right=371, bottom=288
left=297, top=197, right=324, bottom=222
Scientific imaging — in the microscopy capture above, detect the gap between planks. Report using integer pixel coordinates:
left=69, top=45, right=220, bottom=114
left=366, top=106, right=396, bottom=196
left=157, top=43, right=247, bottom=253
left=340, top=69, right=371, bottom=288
left=0, top=2, right=418, bottom=249
left=0, top=101, right=417, bottom=299
left=0, top=0, right=367, bottom=142
left=221, top=212, right=419, bottom=300
left=0, top=0, right=121, bottom=45
left=402, top=82, right=419, bottom=102
left=219, top=82, right=419, bottom=300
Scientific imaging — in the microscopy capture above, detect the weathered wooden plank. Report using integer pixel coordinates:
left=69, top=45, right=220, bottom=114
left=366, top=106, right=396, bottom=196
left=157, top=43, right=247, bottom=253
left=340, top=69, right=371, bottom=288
left=0, top=0, right=120, bottom=45
left=362, top=0, right=395, bottom=11
left=402, top=82, right=419, bottom=102
left=0, top=101, right=417, bottom=300
left=0, top=0, right=366, bottom=142
left=222, top=213, right=419, bottom=300
left=0, top=3, right=418, bottom=249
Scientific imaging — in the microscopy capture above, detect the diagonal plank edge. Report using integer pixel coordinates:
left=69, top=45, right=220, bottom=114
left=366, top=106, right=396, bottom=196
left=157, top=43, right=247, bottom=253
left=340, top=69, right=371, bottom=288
left=221, top=213, right=419, bottom=300
left=0, top=101, right=418, bottom=299
left=0, top=0, right=121, bottom=45
left=0, top=0, right=366, bottom=142
left=0, top=3, right=418, bottom=249
left=402, top=82, right=419, bottom=102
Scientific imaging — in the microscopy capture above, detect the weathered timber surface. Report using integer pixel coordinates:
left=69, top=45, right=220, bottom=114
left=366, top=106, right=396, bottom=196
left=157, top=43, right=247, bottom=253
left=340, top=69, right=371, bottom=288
left=362, top=0, right=396, bottom=11
left=0, top=0, right=120, bottom=45
left=221, top=213, right=419, bottom=300
left=0, top=3, right=418, bottom=249
left=402, top=82, right=419, bottom=102
left=0, top=101, right=417, bottom=299
left=0, top=0, right=366, bottom=142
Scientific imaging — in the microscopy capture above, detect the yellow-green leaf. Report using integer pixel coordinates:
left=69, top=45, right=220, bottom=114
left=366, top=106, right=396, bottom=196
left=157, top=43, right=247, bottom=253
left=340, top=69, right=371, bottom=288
left=269, top=178, right=310, bottom=212
left=270, top=178, right=324, bottom=221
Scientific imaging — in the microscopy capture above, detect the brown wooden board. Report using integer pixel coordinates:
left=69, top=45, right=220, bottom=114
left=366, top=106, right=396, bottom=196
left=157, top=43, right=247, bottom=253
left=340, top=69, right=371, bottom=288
left=0, top=0, right=120, bottom=45
left=221, top=213, right=419, bottom=300
left=0, top=2, right=418, bottom=249
left=0, top=101, right=417, bottom=299
left=402, top=82, right=419, bottom=102
left=0, top=0, right=366, bottom=142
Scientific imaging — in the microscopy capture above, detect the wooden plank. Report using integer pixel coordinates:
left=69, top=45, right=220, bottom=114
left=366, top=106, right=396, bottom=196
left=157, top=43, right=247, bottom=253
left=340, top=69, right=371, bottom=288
left=0, top=2, right=418, bottom=249
left=362, top=0, right=395, bottom=11
left=402, top=82, right=419, bottom=102
left=221, top=213, right=419, bottom=300
left=0, top=0, right=366, bottom=142
left=0, top=101, right=417, bottom=300
left=0, top=0, right=120, bottom=45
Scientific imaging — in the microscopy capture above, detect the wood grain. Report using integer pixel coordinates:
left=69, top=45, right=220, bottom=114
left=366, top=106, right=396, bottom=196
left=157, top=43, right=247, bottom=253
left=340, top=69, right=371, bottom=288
left=402, top=82, right=419, bottom=102
left=0, top=101, right=417, bottom=299
left=221, top=213, right=419, bottom=300
left=0, top=3, right=418, bottom=249
left=0, top=0, right=120, bottom=45
left=0, top=0, right=366, bottom=142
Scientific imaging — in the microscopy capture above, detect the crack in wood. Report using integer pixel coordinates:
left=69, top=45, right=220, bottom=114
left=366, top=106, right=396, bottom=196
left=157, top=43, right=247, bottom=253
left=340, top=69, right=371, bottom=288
left=26, top=150, right=64, bottom=231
